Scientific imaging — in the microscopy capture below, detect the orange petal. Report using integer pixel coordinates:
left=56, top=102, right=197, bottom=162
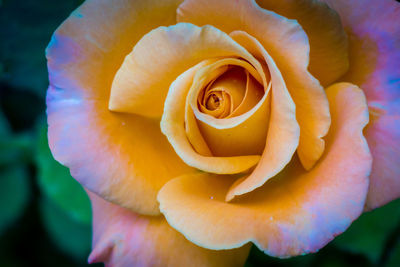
left=256, top=0, right=349, bottom=86
left=226, top=32, right=299, bottom=200
left=158, top=82, right=372, bottom=257
left=46, top=0, right=190, bottom=215
left=320, top=0, right=400, bottom=209
left=87, top=191, right=251, bottom=267
left=161, top=59, right=261, bottom=174
left=178, top=0, right=331, bottom=170
left=109, top=23, right=263, bottom=118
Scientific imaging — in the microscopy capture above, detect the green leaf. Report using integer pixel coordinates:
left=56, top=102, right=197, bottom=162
left=0, top=165, right=30, bottom=235
left=35, top=122, right=91, bottom=225
left=333, top=199, right=400, bottom=263
left=40, top=197, right=92, bottom=261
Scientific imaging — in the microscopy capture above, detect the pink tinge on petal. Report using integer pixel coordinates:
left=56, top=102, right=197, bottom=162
left=87, top=191, right=251, bottom=267
left=46, top=0, right=196, bottom=215
left=322, top=0, right=400, bottom=209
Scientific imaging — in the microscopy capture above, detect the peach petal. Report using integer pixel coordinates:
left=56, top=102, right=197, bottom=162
left=87, top=191, right=251, bottom=267
left=109, top=23, right=263, bottom=118
left=46, top=0, right=194, bottom=215
left=226, top=32, right=299, bottom=200
left=158, top=83, right=372, bottom=257
left=321, top=0, right=400, bottom=209
left=178, top=0, right=331, bottom=170
left=161, top=60, right=261, bottom=174
left=256, top=0, right=349, bottom=86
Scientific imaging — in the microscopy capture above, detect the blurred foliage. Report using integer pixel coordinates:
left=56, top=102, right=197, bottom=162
left=40, top=197, right=92, bottom=261
left=0, top=165, right=30, bottom=235
left=0, top=0, right=399, bottom=266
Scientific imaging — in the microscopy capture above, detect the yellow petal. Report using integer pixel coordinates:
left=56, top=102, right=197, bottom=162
left=186, top=57, right=270, bottom=158
left=109, top=23, right=262, bottom=118
left=177, top=0, right=331, bottom=170
left=161, top=59, right=261, bottom=174
left=158, top=83, right=372, bottom=257
left=226, top=31, right=299, bottom=200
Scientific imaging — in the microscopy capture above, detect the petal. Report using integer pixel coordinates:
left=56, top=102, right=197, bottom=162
left=186, top=57, right=270, bottom=159
left=177, top=0, right=331, bottom=170
left=321, top=0, right=400, bottom=209
left=256, top=0, right=349, bottom=86
left=109, top=23, right=264, bottom=118
left=47, top=88, right=194, bottom=216
left=87, top=191, right=251, bottom=267
left=46, top=0, right=183, bottom=101
left=161, top=59, right=261, bottom=174
left=226, top=31, right=299, bottom=200
left=196, top=72, right=269, bottom=157
left=158, top=83, right=372, bottom=257
left=46, top=0, right=192, bottom=215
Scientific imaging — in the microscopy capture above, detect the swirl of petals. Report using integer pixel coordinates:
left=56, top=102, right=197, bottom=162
left=161, top=58, right=263, bottom=174
left=158, top=83, right=372, bottom=257
left=177, top=0, right=332, bottom=171
left=186, top=63, right=269, bottom=157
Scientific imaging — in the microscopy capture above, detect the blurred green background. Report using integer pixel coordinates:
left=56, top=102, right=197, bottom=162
left=0, top=0, right=399, bottom=266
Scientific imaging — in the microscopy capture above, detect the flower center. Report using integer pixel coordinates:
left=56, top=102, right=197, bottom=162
left=206, top=93, right=222, bottom=110
left=198, top=66, right=262, bottom=119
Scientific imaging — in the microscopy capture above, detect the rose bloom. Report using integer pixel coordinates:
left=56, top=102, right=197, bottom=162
left=46, top=0, right=400, bottom=266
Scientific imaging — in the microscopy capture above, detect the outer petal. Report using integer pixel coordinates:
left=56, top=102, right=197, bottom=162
left=256, top=0, right=349, bottom=86
left=177, top=0, right=331, bottom=170
left=47, top=90, right=194, bottom=216
left=87, top=191, right=251, bottom=267
left=47, top=0, right=183, bottom=100
left=46, top=0, right=194, bottom=215
left=321, top=0, right=400, bottom=209
left=158, top=83, right=372, bottom=257
left=109, top=23, right=264, bottom=118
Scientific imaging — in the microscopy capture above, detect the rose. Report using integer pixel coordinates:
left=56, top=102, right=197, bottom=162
left=46, top=0, right=400, bottom=265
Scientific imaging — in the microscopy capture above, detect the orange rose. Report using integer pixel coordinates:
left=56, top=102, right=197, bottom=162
left=46, top=0, right=400, bottom=265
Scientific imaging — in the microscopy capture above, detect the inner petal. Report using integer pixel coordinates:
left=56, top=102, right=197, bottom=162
left=186, top=58, right=271, bottom=157
left=199, top=67, right=247, bottom=118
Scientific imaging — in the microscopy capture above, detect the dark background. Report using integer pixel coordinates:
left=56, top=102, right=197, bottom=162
left=0, top=0, right=399, bottom=266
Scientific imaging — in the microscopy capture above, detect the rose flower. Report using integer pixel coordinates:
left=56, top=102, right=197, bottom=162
left=46, top=0, right=400, bottom=266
